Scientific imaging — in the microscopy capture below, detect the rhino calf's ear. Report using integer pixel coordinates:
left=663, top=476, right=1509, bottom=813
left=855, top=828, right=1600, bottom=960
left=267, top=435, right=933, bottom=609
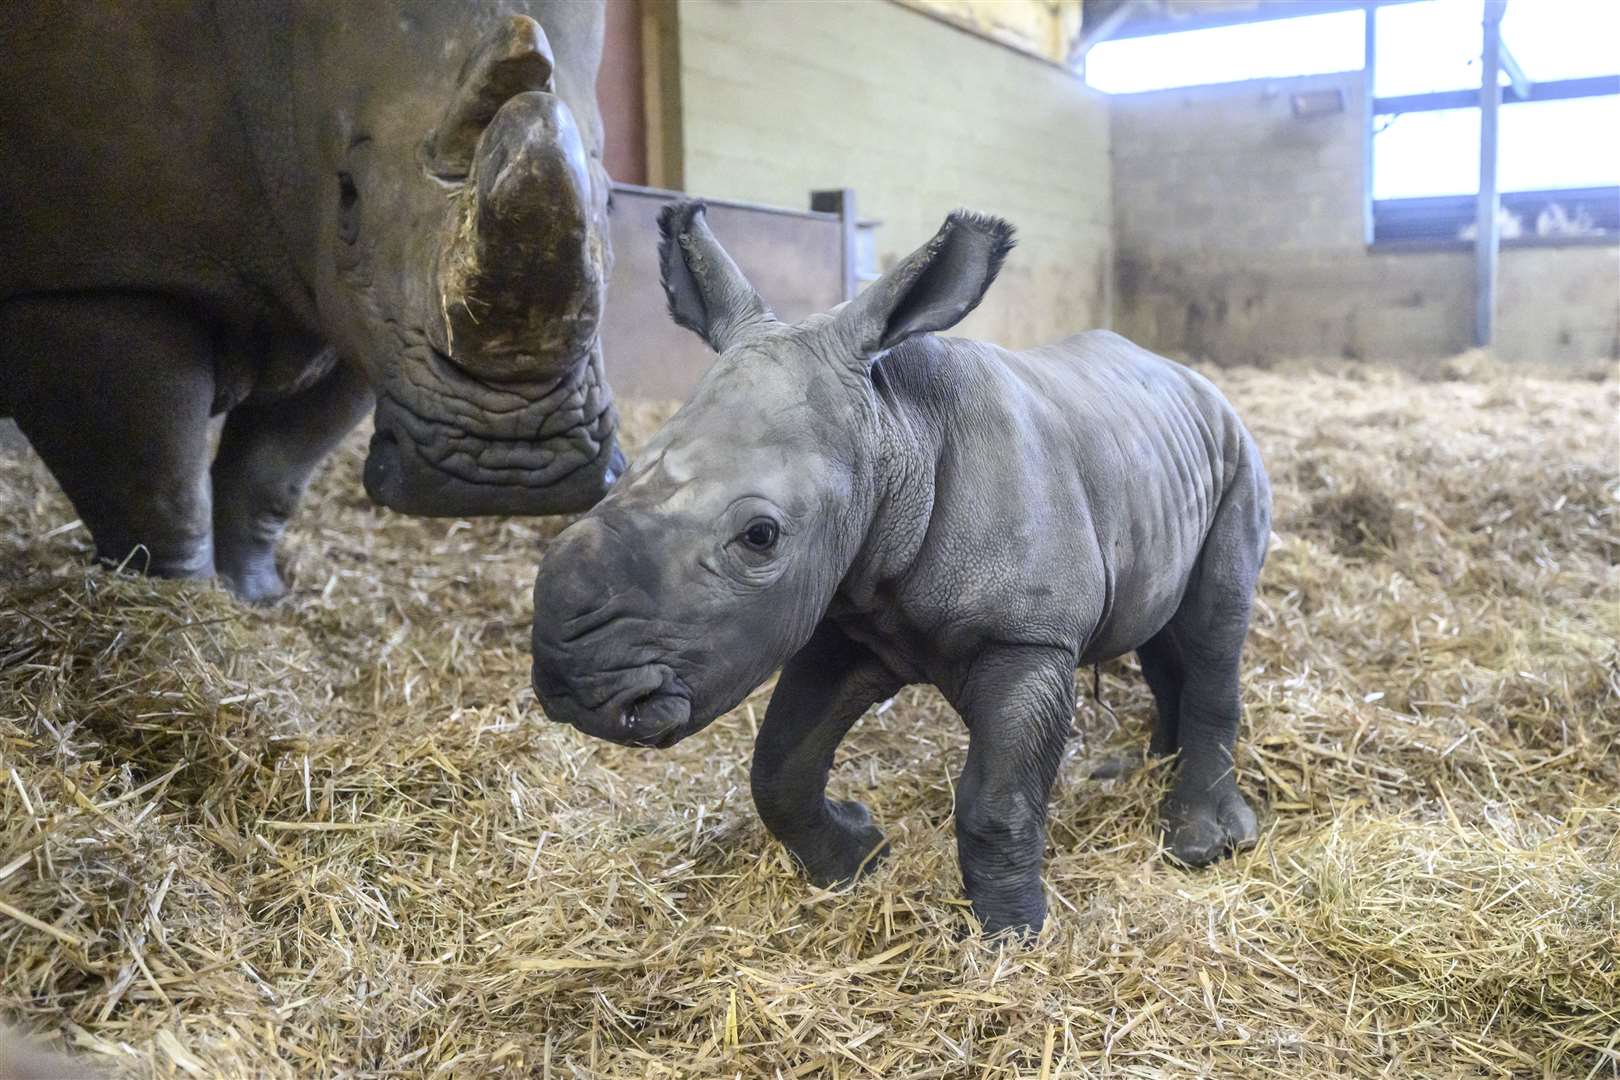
left=657, top=201, right=776, bottom=354
left=838, top=210, right=1015, bottom=360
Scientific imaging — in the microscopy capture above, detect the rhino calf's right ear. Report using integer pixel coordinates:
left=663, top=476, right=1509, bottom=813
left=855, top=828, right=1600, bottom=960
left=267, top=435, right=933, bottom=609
left=837, top=210, right=1016, bottom=361
left=657, top=201, right=776, bottom=354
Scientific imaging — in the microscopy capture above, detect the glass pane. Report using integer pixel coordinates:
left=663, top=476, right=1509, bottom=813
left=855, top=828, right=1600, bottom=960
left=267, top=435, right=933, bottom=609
left=1373, top=108, right=1480, bottom=198
left=1375, top=96, right=1620, bottom=201
left=1501, top=0, right=1620, bottom=81
left=1085, top=10, right=1364, bottom=95
left=1500, top=95, right=1620, bottom=191
left=1374, top=0, right=1485, bottom=98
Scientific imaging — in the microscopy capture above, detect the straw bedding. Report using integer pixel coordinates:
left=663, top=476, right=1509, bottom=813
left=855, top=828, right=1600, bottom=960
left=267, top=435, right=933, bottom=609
left=1, top=360, right=1615, bottom=1078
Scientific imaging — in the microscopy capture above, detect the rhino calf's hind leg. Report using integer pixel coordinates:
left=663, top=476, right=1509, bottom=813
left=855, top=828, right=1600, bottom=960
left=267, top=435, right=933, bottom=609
left=0, top=293, right=216, bottom=579
left=1159, top=477, right=1267, bottom=867
left=211, top=357, right=372, bottom=603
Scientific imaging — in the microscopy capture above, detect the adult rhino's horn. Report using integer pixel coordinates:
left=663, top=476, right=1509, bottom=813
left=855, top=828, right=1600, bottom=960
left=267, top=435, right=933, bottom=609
left=425, top=15, right=555, bottom=179
left=436, top=89, right=604, bottom=382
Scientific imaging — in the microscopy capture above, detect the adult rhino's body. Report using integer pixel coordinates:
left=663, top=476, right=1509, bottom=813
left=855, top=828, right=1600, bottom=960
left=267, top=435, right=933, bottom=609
left=0, top=0, right=622, bottom=600
left=532, top=204, right=1271, bottom=935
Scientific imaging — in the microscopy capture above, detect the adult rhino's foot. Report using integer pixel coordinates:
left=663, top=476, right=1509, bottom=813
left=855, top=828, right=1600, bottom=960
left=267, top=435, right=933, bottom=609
left=95, top=538, right=214, bottom=583
left=1161, top=779, right=1258, bottom=866
left=211, top=484, right=294, bottom=604
left=788, top=799, right=890, bottom=888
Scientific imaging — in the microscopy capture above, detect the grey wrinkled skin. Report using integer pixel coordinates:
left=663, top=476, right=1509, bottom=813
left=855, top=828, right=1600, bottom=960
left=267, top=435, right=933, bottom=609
left=532, top=202, right=1271, bottom=937
left=0, top=1, right=623, bottom=603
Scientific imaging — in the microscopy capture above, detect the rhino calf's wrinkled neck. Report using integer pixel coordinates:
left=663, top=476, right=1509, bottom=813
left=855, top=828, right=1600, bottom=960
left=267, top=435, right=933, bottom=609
left=531, top=201, right=1271, bottom=937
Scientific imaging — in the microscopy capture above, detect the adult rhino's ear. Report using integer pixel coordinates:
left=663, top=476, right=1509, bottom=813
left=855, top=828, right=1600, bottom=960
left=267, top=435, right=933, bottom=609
left=836, top=210, right=1015, bottom=361
left=426, top=15, right=556, bottom=179
left=658, top=201, right=776, bottom=353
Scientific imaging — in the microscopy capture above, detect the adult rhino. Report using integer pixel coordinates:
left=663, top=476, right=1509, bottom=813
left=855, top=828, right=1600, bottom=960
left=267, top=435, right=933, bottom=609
left=0, top=1, right=623, bottom=601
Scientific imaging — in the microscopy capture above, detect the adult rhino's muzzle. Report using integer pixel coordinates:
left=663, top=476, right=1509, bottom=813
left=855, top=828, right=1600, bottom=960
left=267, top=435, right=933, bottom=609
left=362, top=337, right=624, bottom=517
left=364, top=14, right=621, bottom=518
left=530, top=519, right=697, bottom=749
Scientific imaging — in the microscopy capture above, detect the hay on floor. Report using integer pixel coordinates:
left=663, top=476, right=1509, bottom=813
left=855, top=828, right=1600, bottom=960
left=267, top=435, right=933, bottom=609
left=1, top=362, right=1616, bottom=1078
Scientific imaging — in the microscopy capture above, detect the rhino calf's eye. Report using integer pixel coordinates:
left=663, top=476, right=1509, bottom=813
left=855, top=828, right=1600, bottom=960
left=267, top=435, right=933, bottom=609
left=337, top=172, right=360, bottom=245
left=741, top=518, right=779, bottom=552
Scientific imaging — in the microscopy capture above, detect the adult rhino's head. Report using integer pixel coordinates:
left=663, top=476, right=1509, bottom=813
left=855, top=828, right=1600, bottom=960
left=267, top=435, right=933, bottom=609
left=308, top=6, right=622, bottom=516
left=531, top=201, right=1013, bottom=747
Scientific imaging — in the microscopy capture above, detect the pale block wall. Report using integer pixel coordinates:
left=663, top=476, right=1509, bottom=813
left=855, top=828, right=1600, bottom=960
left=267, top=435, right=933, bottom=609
left=675, top=0, right=1112, bottom=349
left=1111, top=72, right=1620, bottom=367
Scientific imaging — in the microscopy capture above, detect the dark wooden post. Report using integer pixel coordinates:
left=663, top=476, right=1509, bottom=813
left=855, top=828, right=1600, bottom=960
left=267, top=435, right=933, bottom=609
left=811, top=188, right=860, bottom=302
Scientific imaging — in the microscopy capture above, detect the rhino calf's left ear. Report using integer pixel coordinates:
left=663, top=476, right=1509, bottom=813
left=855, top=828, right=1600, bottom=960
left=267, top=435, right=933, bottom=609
left=839, top=210, right=1015, bottom=360
left=657, top=200, right=777, bottom=354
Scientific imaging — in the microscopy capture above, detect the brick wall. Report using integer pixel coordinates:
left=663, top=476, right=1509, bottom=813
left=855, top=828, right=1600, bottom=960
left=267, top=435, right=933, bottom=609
left=674, top=0, right=1113, bottom=349
left=1111, top=71, right=1620, bottom=367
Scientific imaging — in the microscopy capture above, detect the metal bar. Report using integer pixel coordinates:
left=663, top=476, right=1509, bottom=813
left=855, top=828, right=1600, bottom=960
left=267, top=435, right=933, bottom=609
left=1374, top=74, right=1620, bottom=114
left=614, top=182, right=842, bottom=224
left=1362, top=3, right=1378, bottom=246
left=1498, top=39, right=1532, bottom=100
left=1076, top=0, right=1140, bottom=62
left=1474, top=1, right=1506, bottom=348
left=1376, top=185, right=1620, bottom=213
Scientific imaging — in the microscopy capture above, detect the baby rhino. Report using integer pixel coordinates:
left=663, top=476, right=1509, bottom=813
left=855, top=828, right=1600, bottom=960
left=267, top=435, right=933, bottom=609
left=532, top=203, right=1271, bottom=935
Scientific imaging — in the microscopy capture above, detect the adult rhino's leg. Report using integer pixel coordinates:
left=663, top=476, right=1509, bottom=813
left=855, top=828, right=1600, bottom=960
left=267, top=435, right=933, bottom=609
left=750, top=621, right=901, bottom=888
left=211, top=356, right=372, bottom=603
left=1159, top=478, right=1266, bottom=867
left=947, top=645, right=1074, bottom=937
left=0, top=293, right=215, bottom=580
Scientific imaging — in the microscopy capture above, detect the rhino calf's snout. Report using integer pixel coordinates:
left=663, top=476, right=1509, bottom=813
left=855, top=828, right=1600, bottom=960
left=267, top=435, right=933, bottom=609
left=532, top=520, right=693, bottom=747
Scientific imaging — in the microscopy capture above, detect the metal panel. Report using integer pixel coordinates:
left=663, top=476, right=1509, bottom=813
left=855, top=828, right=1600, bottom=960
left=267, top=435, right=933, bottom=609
left=600, top=185, right=846, bottom=402
left=1374, top=74, right=1620, bottom=114
left=1373, top=186, right=1620, bottom=243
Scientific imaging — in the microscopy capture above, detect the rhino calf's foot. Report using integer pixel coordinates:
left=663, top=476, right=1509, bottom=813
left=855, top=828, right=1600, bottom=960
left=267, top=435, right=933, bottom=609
left=788, top=799, right=890, bottom=888
left=1162, top=779, right=1258, bottom=866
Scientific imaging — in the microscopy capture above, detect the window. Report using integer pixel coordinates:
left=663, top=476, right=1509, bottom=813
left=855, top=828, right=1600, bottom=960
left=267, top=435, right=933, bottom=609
left=1371, top=0, right=1620, bottom=242
left=1375, top=0, right=1484, bottom=97
left=1083, top=10, right=1364, bottom=95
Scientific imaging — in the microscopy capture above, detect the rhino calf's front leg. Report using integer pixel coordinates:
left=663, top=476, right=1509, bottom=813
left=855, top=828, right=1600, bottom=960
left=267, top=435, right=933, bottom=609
left=750, top=622, right=901, bottom=887
left=948, top=645, right=1075, bottom=936
left=211, top=357, right=373, bottom=603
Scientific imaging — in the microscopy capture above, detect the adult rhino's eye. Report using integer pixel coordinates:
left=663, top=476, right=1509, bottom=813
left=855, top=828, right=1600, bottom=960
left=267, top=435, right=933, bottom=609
left=741, top=518, right=780, bottom=552
left=337, top=172, right=360, bottom=245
